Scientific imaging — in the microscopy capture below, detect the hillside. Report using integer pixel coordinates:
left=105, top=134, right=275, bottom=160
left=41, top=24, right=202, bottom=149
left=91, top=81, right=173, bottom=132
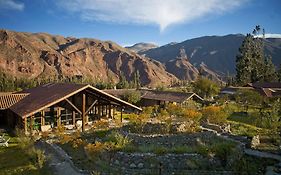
left=141, top=34, right=281, bottom=73
left=0, top=29, right=178, bottom=87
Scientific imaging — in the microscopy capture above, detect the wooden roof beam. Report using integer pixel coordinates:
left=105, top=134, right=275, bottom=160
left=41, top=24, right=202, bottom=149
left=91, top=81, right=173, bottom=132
left=85, top=99, right=98, bottom=114
left=65, top=98, right=82, bottom=114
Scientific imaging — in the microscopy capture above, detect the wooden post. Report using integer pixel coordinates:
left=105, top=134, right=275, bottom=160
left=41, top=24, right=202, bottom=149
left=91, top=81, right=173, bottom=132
left=24, top=117, right=27, bottom=134
left=72, top=111, right=76, bottom=125
left=98, top=105, right=102, bottom=118
left=109, top=105, right=112, bottom=119
left=101, top=105, right=104, bottom=116
left=41, top=110, right=45, bottom=126
left=105, top=105, right=108, bottom=117
left=57, top=107, right=61, bottom=127
left=113, top=106, right=116, bottom=119
left=120, top=107, right=123, bottom=123
left=82, top=93, right=86, bottom=132
left=30, top=115, right=34, bottom=135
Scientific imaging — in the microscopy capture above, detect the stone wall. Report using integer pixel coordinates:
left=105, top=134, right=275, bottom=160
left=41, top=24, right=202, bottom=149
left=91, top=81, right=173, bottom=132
left=107, top=152, right=235, bottom=175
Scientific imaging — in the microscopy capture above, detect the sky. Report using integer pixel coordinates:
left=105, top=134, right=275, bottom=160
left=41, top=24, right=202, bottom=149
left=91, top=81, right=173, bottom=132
left=0, top=0, right=281, bottom=46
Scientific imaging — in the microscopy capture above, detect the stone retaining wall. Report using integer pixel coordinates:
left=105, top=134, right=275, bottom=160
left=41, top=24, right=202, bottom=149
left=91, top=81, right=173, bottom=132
left=106, top=152, right=233, bottom=175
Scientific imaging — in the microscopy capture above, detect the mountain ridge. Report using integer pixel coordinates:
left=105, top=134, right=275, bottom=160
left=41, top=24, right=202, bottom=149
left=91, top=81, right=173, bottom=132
left=139, top=34, right=281, bottom=74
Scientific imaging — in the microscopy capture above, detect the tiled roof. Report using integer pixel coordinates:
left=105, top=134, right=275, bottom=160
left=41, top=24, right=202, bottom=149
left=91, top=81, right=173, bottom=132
left=0, top=93, right=28, bottom=110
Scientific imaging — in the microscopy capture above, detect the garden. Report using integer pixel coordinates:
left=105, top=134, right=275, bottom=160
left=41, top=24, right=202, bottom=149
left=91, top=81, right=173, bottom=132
left=54, top=103, right=279, bottom=175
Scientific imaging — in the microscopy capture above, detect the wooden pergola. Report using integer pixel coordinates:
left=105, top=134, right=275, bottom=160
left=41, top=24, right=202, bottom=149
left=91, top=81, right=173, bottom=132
left=7, top=83, right=141, bottom=133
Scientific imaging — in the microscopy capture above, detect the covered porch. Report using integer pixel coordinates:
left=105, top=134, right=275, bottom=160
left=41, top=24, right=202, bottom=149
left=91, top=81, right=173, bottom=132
left=7, top=83, right=141, bottom=134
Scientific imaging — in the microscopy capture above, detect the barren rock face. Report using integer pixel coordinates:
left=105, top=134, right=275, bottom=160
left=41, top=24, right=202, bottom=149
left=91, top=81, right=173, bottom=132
left=0, top=30, right=177, bottom=87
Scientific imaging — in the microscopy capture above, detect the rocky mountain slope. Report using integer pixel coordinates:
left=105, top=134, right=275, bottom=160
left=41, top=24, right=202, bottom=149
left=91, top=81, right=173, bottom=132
left=0, top=29, right=178, bottom=87
left=140, top=34, right=281, bottom=74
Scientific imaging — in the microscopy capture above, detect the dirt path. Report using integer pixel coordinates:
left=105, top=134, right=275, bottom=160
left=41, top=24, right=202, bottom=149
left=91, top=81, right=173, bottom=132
left=36, top=140, right=89, bottom=175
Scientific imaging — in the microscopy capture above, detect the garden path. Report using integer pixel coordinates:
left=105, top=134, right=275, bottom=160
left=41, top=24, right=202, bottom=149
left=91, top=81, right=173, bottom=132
left=36, top=140, right=89, bottom=175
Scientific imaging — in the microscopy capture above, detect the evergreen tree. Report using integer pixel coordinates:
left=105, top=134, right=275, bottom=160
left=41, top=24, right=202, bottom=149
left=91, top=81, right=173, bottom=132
left=132, top=70, right=141, bottom=89
left=116, top=72, right=129, bottom=89
left=236, top=26, right=277, bottom=85
left=263, top=55, right=277, bottom=82
left=236, top=34, right=254, bottom=85
left=278, top=64, right=281, bottom=82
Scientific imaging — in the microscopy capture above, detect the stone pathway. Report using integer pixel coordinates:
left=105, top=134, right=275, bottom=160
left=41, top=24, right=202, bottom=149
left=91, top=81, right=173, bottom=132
left=36, top=140, right=89, bottom=175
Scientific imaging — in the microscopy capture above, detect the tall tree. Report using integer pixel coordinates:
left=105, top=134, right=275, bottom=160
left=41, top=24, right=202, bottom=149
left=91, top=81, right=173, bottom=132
left=236, top=34, right=254, bottom=85
left=236, top=26, right=277, bottom=85
left=263, top=55, right=277, bottom=82
left=278, top=64, right=281, bottom=82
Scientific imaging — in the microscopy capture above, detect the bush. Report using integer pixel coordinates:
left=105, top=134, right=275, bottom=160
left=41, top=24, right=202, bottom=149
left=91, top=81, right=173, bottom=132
left=84, top=141, right=110, bottom=161
left=166, top=103, right=183, bottom=117
left=106, top=131, right=132, bottom=149
left=122, top=90, right=141, bottom=104
left=202, top=106, right=227, bottom=124
left=183, top=109, right=202, bottom=122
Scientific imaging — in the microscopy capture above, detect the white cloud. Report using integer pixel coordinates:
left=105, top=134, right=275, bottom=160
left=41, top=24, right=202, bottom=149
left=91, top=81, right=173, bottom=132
left=57, top=0, right=246, bottom=31
left=0, top=0, right=24, bottom=11
left=256, top=33, right=281, bottom=39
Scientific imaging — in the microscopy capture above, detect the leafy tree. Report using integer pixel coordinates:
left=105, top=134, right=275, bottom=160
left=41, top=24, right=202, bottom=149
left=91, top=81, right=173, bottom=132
left=192, top=77, right=220, bottom=99
left=122, top=90, right=141, bottom=104
left=235, top=89, right=263, bottom=112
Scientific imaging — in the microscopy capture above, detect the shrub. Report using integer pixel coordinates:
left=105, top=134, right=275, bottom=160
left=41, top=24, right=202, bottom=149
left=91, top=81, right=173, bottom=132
left=201, top=106, right=227, bottom=124
left=154, top=146, right=168, bottom=155
left=84, top=141, right=107, bottom=160
left=26, top=146, right=46, bottom=169
left=183, top=109, right=202, bottom=122
left=106, top=131, right=132, bottom=149
left=122, top=90, right=141, bottom=104
left=142, top=106, right=154, bottom=116
left=166, top=103, right=183, bottom=117
left=17, top=135, right=34, bottom=150
left=92, top=120, right=109, bottom=130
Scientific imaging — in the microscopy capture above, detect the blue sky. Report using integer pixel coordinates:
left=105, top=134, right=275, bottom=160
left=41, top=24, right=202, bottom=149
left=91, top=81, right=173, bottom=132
left=0, top=0, right=280, bottom=46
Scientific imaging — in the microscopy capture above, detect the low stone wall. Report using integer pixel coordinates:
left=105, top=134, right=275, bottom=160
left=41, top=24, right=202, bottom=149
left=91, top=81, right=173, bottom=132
left=127, top=131, right=219, bottom=148
left=107, top=152, right=233, bottom=175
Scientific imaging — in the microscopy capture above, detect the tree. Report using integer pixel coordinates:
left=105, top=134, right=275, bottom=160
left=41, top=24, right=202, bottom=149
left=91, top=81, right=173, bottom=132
left=131, top=70, right=141, bottom=89
left=235, top=89, right=263, bottom=112
left=122, top=90, right=141, bottom=104
left=193, top=77, right=220, bottom=99
left=236, top=26, right=277, bottom=85
left=278, top=64, right=281, bottom=82
left=263, top=55, right=277, bottom=82
left=236, top=34, right=255, bottom=85
left=116, top=72, right=129, bottom=89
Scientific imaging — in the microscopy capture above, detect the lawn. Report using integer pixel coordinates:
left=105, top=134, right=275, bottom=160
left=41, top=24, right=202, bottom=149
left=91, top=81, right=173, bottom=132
left=0, top=134, right=53, bottom=175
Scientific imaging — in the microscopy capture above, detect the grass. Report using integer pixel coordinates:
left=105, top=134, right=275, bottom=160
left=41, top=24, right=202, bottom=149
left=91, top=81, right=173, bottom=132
left=0, top=134, right=52, bottom=175
left=228, top=120, right=266, bottom=137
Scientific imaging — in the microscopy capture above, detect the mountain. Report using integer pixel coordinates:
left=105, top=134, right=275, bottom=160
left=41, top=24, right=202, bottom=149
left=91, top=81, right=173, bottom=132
left=163, top=48, right=221, bottom=82
left=141, top=34, right=281, bottom=74
left=126, top=43, right=158, bottom=53
left=0, top=29, right=177, bottom=87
